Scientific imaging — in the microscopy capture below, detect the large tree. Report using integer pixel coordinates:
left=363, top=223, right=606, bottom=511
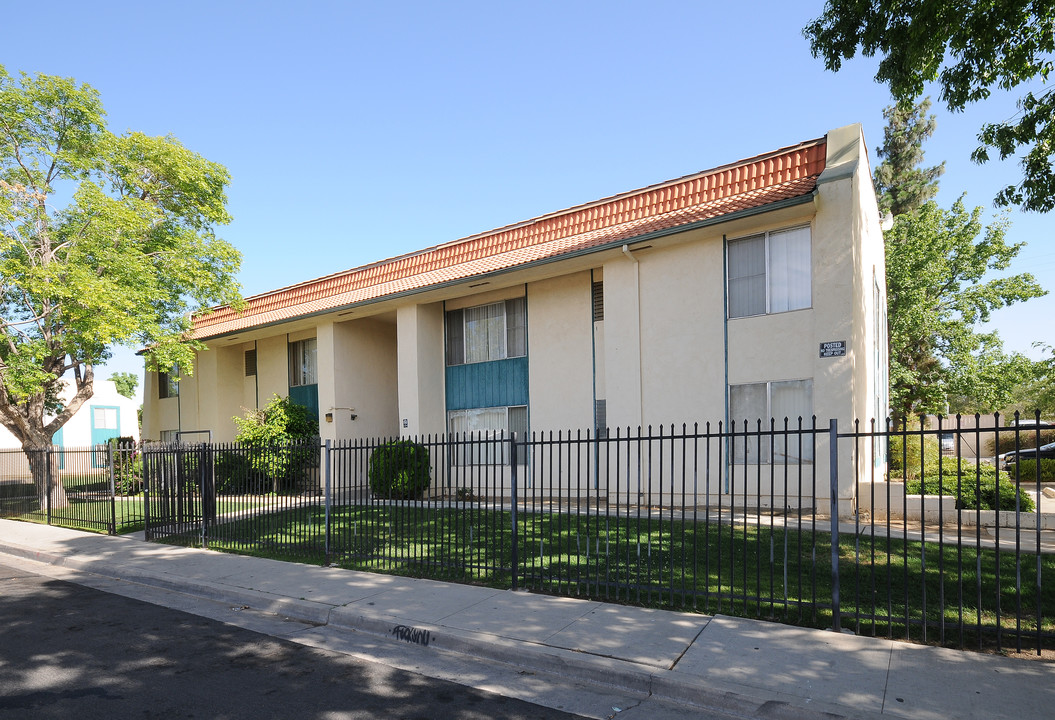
left=885, top=199, right=1044, bottom=416
left=874, top=99, right=1046, bottom=416
left=873, top=99, right=945, bottom=217
left=1001, top=345, right=1055, bottom=416
left=108, top=372, right=138, bottom=400
left=0, top=67, right=241, bottom=506
left=804, top=1, right=1055, bottom=212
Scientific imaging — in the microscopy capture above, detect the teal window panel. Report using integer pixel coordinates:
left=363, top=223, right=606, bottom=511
left=446, top=357, right=529, bottom=411
left=288, top=384, right=320, bottom=423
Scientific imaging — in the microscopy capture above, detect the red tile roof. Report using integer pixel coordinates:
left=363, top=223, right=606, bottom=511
left=192, top=137, right=827, bottom=339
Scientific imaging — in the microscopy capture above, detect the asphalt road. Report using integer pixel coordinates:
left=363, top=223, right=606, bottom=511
left=0, top=561, right=590, bottom=720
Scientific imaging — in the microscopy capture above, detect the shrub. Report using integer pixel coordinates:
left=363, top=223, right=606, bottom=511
left=906, top=461, right=1035, bottom=512
left=368, top=441, right=431, bottom=500
left=232, top=396, right=319, bottom=493
left=1006, top=458, right=1055, bottom=484
left=888, top=426, right=941, bottom=477
left=108, top=437, right=142, bottom=495
left=988, top=426, right=1055, bottom=456
left=213, top=450, right=268, bottom=494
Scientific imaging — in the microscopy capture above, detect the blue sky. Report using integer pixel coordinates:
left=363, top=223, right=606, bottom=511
left=6, top=1, right=1053, bottom=403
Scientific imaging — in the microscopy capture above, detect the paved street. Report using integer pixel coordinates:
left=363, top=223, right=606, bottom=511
left=5, top=519, right=1054, bottom=720
left=0, top=561, right=591, bottom=720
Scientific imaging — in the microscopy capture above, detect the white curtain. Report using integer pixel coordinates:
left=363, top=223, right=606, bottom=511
left=727, top=235, right=767, bottom=318
left=291, top=338, right=318, bottom=386
left=768, top=227, right=811, bottom=313
left=505, top=297, right=527, bottom=358
left=464, top=302, right=505, bottom=363
left=449, top=407, right=509, bottom=464
left=730, top=382, right=768, bottom=462
left=771, top=379, right=813, bottom=461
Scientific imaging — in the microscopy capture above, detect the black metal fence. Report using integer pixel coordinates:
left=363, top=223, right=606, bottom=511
left=0, top=442, right=143, bottom=534
left=130, top=413, right=1054, bottom=653
left=4, top=413, right=1052, bottom=653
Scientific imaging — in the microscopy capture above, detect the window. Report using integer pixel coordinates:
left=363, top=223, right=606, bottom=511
left=159, top=364, right=179, bottom=399
left=728, top=226, right=811, bottom=318
left=245, top=349, right=257, bottom=377
left=288, top=338, right=317, bottom=387
left=93, top=407, right=118, bottom=430
left=448, top=405, right=527, bottom=464
left=729, top=379, right=813, bottom=462
left=160, top=429, right=179, bottom=443
left=446, top=298, right=527, bottom=366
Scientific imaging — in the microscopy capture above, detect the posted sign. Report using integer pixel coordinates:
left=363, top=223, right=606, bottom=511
left=820, top=341, right=846, bottom=358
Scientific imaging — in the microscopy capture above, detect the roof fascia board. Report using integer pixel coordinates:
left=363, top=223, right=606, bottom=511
left=197, top=191, right=817, bottom=342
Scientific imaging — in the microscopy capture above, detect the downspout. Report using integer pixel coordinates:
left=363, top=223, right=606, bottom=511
left=590, top=270, right=598, bottom=429
left=621, top=244, right=644, bottom=431
left=590, top=269, right=598, bottom=489
left=254, top=340, right=259, bottom=409
left=722, top=234, right=730, bottom=494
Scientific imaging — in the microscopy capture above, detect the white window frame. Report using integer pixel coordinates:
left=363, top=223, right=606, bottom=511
left=729, top=379, right=814, bottom=463
left=93, top=407, right=119, bottom=431
left=727, top=225, right=812, bottom=319
left=446, top=298, right=527, bottom=366
left=447, top=405, right=528, bottom=465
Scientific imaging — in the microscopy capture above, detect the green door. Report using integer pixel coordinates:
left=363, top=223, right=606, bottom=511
left=90, top=406, right=120, bottom=468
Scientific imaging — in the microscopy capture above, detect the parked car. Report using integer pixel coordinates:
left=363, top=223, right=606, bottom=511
left=999, top=441, right=1055, bottom=469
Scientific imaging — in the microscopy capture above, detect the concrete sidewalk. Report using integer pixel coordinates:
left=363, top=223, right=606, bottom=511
left=1, top=519, right=1052, bottom=719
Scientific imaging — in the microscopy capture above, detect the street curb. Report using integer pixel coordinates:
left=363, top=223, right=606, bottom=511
left=0, top=539, right=877, bottom=720
left=0, top=540, right=335, bottom=625
left=327, top=605, right=656, bottom=695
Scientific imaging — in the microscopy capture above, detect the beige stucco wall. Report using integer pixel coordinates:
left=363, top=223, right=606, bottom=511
left=637, top=233, right=727, bottom=429
left=327, top=317, right=398, bottom=440
left=602, top=254, right=643, bottom=431
left=396, top=302, right=445, bottom=438
left=526, top=272, right=594, bottom=433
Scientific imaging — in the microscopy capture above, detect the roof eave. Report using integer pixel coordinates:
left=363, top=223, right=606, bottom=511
left=193, top=190, right=817, bottom=342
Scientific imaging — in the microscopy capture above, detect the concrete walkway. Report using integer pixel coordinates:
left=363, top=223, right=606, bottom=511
left=1, top=518, right=1052, bottom=719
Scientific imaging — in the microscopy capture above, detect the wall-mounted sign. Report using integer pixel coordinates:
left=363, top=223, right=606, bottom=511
left=820, top=341, right=847, bottom=358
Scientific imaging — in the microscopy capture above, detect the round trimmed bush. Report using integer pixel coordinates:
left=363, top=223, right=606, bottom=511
left=368, top=441, right=431, bottom=500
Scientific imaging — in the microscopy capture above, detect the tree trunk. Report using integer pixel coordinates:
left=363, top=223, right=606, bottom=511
left=25, top=447, right=69, bottom=510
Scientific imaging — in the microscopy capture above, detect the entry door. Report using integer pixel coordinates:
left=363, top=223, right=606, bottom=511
left=54, top=426, right=65, bottom=470
left=91, top=406, right=120, bottom=468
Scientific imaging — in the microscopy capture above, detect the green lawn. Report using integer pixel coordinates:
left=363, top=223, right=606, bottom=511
left=161, top=503, right=1055, bottom=650
left=6, top=496, right=269, bottom=535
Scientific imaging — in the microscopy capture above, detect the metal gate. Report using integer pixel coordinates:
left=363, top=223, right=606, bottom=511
left=143, top=443, right=215, bottom=543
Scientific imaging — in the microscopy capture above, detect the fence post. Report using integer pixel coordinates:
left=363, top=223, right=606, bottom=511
left=510, top=432, right=519, bottom=592
left=324, top=440, right=332, bottom=565
left=107, top=442, right=117, bottom=535
left=142, top=447, right=152, bottom=540
left=44, top=447, right=53, bottom=526
left=829, top=418, right=841, bottom=633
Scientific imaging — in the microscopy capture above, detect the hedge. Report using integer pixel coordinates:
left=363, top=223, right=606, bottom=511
left=1006, top=458, right=1055, bottom=484
left=905, top=462, right=1035, bottom=512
